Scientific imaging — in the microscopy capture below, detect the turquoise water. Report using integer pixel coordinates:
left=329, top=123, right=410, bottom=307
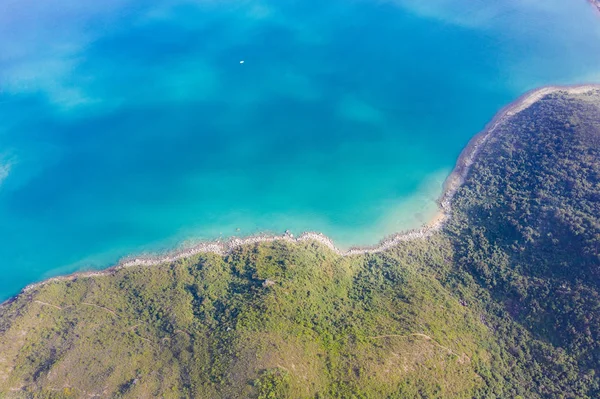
left=1, top=0, right=600, bottom=300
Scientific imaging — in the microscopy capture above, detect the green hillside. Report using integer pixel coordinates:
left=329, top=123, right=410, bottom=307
left=0, top=89, right=599, bottom=398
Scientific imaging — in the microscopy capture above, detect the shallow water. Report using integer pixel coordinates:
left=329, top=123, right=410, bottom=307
left=1, top=0, right=600, bottom=300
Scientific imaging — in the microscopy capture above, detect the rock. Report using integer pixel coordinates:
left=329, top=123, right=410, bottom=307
left=262, top=279, right=276, bottom=287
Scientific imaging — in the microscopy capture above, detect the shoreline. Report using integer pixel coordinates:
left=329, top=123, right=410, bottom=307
left=5, top=84, right=600, bottom=305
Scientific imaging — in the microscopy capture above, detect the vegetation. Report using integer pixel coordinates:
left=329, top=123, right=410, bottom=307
left=0, top=89, right=599, bottom=398
left=444, top=89, right=600, bottom=398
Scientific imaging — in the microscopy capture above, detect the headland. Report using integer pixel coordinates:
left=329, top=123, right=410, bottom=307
left=7, top=83, right=599, bottom=303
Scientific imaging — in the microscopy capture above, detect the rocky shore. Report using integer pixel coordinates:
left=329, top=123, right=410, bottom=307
left=439, top=84, right=600, bottom=212
left=9, top=84, right=600, bottom=302
left=17, top=225, right=445, bottom=297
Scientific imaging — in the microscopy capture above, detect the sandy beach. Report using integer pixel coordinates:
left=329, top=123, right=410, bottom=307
left=9, top=84, right=600, bottom=301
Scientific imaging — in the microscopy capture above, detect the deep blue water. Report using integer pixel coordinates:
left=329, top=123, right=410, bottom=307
left=1, top=0, right=600, bottom=300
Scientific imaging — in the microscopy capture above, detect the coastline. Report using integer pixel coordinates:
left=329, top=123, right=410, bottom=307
left=6, top=84, right=600, bottom=304
left=438, top=84, right=600, bottom=211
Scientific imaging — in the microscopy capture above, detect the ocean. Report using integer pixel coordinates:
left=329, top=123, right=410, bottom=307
left=1, top=0, right=600, bottom=300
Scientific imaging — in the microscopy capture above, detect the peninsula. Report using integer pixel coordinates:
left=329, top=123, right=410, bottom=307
left=14, top=85, right=599, bottom=297
left=1, top=87, right=599, bottom=398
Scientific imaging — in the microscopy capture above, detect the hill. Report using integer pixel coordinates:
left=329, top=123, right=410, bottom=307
left=0, top=87, right=599, bottom=398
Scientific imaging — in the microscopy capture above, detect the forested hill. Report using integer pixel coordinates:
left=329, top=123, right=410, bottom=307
left=0, top=88, right=599, bottom=398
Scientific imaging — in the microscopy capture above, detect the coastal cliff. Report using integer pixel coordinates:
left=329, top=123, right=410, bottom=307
left=1, top=88, right=599, bottom=398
